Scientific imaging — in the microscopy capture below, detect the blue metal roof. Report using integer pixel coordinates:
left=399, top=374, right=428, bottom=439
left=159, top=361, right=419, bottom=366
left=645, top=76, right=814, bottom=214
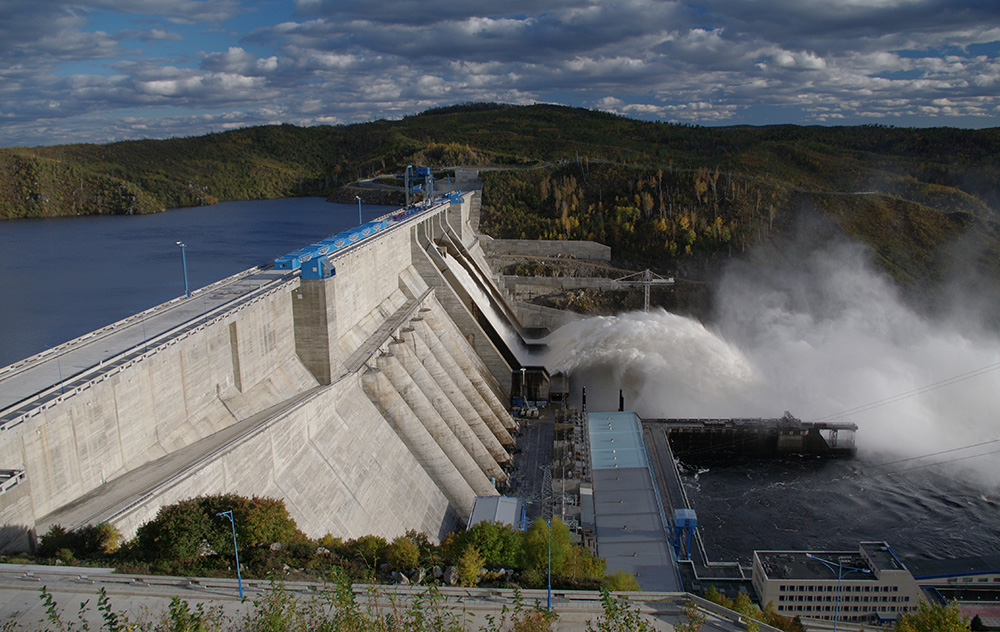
left=587, top=411, right=648, bottom=470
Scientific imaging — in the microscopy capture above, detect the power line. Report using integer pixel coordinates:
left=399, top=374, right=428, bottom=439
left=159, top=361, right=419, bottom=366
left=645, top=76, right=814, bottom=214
left=808, top=360, right=1000, bottom=424
left=877, top=446, right=1000, bottom=476
left=865, top=437, right=1000, bottom=470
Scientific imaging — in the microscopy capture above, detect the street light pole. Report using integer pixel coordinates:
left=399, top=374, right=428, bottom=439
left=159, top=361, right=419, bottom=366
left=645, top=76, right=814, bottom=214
left=355, top=195, right=362, bottom=225
left=806, top=553, right=871, bottom=631
left=176, top=241, right=190, bottom=298
left=216, top=510, right=244, bottom=599
left=46, top=345, right=65, bottom=394
left=547, top=518, right=552, bottom=610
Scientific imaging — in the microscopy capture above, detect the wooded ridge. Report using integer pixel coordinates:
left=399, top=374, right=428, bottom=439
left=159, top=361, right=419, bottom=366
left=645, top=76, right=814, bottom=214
left=2, top=102, right=999, bottom=298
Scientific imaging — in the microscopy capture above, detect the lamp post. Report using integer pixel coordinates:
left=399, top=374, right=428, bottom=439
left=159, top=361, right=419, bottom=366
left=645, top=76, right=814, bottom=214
left=547, top=518, right=552, bottom=610
left=216, top=510, right=244, bottom=599
left=176, top=241, right=190, bottom=298
left=806, top=553, right=871, bottom=631
left=46, top=345, right=65, bottom=394
left=355, top=195, right=362, bottom=225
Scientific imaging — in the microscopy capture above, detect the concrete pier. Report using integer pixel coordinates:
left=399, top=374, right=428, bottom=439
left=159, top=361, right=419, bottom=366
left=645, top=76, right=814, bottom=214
left=362, top=367, right=476, bottom=521
left=377, top=346, right=495, bottom=498
left=422, top=304, right=517, bottom=432
left=407, top=317, right=511, bottom=466
left=396, top=328, right=507, bottom=483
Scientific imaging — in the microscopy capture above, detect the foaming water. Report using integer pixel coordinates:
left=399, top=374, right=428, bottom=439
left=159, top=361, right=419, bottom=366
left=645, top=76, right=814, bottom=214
left=543, top=238, right=1000, bottom=488
left=542, top=233, right=1000, bottom=560
left=541, top=310, right=757, bottom=416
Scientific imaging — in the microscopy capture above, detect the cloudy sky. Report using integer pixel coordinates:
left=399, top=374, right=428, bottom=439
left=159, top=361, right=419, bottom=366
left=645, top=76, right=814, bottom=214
left=2, top=0, right=999, bottom=147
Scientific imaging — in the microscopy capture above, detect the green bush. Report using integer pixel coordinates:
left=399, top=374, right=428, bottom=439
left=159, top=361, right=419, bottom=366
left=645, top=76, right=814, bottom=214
left=602, top=570, right=640, bottom=592
left=386, top=535, right=420, bottom=571
left=520, top=518, right=571, bottom=574
left=445, top=521, right=523, bottom=568
left=38, top=523, right=123, bottom=561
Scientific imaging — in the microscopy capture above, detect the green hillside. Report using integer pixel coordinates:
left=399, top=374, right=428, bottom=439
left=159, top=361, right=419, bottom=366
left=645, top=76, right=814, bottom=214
left=2, top=103, right=999, bottom=297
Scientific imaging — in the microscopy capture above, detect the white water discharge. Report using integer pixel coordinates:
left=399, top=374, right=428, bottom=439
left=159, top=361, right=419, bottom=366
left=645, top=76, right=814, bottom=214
left=443, top=252, right=533, bottom=365
left=543, top=237, right=1000, bottom=487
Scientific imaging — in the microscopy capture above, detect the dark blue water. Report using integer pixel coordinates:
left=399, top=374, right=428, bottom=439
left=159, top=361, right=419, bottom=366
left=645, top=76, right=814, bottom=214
left=681, top=456, right=1000, bottom=566
left=0, top=198, right=393, bottom=367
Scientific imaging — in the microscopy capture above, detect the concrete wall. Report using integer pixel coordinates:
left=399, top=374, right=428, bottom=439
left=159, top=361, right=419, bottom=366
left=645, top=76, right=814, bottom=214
left=500, top=275, right=621, bottom=301
left=2, top=193, right=523, bottom=548
left=112, top=370, right=459, bottom=542
left=411, top=212, right=513, bottom=396
left=512, top=301, right=576, bottom=334
left=482, top=238, right=611, bottom=261
left=0, top=287, right=316, bottom=540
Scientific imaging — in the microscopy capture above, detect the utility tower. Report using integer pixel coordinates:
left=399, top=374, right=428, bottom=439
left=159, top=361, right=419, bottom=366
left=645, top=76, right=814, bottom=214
left=614, top=269, right=675, bottom=311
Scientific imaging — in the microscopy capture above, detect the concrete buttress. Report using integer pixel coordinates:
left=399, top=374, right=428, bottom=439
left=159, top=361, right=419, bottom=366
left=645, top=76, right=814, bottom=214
left=422, top=305, right=518, bottom=432
left=410, top=314, right=513, bottom=455
left=377, top=347, right=496, bottom=498
left=361, top=368, right=475, bottom=519
left=396, top=327, right=507, bottom=483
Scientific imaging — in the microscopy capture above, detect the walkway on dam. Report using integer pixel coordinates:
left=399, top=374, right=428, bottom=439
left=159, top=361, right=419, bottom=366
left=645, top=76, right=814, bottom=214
left=0, top=267, right=292, bottom=426
left=643, top=421, right=748, bottom=582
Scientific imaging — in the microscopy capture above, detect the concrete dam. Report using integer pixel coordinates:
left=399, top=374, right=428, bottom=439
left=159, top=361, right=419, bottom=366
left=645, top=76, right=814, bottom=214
left=0, top=190, right=539, bottom=549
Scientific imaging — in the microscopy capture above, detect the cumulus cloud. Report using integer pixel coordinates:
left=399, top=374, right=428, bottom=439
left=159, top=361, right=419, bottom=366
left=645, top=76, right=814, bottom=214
left=1, top=0, right=999, bottom=145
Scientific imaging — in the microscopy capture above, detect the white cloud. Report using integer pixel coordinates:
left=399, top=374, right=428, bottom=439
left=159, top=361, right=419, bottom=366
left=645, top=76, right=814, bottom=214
left=2, top=0, right=1000, bottom=145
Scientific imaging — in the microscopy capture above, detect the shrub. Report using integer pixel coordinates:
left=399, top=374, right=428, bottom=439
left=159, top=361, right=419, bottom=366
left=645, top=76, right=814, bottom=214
left=458, top=545, right=484, bottom=587
left=345, top=534, right=387, bottom=569
left=520, top=517, right=571, bottom=574
left=386, top=535, right=420, bottom=571
left=603, top=570, right=640, bottom=592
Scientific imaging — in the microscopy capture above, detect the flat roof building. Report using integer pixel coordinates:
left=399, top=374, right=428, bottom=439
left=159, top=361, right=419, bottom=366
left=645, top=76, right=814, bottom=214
left=752, top=542, right=922, bottom=627
left=467, top=496, right=526, bottom=531
left=586, top=411, right=681, bottom=592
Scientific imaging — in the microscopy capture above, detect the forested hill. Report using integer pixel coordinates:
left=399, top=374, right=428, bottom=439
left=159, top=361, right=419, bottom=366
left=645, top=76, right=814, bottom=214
left=2, top=103, right=1000, bottom=295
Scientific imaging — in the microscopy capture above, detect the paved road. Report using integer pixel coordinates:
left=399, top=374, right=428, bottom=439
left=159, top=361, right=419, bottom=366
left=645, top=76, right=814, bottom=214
left=0, top=565, right=759, bottom=631
left=507, top=413, right=555, bottom=523
left=0, top=268, right=293, bottom=425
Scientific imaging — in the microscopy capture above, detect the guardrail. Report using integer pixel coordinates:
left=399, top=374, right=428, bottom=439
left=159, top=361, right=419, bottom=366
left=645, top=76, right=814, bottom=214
left=0, top=469, right=25, bottom=496
left=0, top=266, right=265, bottom=382
left=0, top=565, right=767, bottom=630
left=0, top=272, right=300, bottom=432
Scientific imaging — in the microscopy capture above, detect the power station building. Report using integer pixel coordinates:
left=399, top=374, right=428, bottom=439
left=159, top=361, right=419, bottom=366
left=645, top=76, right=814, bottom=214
left=752, top=542, right=923, bottom=626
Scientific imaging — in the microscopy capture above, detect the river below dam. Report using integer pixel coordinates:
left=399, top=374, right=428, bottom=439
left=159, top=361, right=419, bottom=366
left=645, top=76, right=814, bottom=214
left=680, top=455, right=1000, bottom=566
left=545, top=233, right=1000, bottom=567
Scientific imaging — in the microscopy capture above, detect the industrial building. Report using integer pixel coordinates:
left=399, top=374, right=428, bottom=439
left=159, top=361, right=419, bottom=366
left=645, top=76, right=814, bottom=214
left=467, top=495, right=526, bottom=531
left=752, top=542, right=923, bottom=626
left=581, top=411, right=682, bottom=592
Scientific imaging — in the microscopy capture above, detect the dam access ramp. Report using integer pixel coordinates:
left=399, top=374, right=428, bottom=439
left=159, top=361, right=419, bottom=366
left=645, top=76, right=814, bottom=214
left=0, top=191, right=529, bottom=550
